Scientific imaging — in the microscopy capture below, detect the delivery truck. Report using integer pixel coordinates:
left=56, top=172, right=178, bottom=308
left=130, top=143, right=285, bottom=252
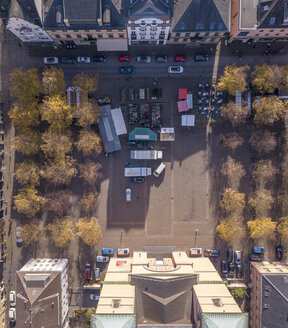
left=130, top=150, right=163, bottom=160
left=124, top=167, right=152, bottom=177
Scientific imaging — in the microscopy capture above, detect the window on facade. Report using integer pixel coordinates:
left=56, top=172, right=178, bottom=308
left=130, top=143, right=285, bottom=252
left=185, top=32, right=190, bottom=37
left=73, top=30, right=78, bottom=32
left=176, top=32, right=180, bottom=37
left=55, top=34, right=60, bottom=38
left=183, top=38, right=188, bottom=41
left=162, top=26, right=166, bottom=29
left=275, top=33, right=280, bottom=35
left=66, top=34, right=71, bottom=38
left=174, top=38, right=178, bottom=42
left=265, top=33, right=269, bottom=36
left=281, top=29, right=285, bottom=32
left=269, top=30, right=274, bottom=32
left=259, top=30, right=264, bottom=32
left=87, top=34, right=93, bottom=39
left=98, top=34, right=103, bottom=38
left=238, top=32, right=248, bottom=36
left=255, top=33, right=259, bottom=36
left=204, top=32, right=209, bottom=36
left=131, top=26, right=136, bottom=30
left=119, top=34, right=124, bottom=38
left=108, top=34, right=113, bottom=38
left=214, top=32, right=219, bottom=36
left=77, top=34, right=81, bottom=38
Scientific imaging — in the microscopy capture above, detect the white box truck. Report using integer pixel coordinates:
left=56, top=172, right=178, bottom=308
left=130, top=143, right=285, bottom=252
left=124, top=167, right=152, bottom=177
left=130, top=150, right=163, bottom=160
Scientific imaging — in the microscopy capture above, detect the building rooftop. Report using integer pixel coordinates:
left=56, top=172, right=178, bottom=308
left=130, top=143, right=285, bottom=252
left=20, top=258, right=68, bottom=272
left=194, top=284, right=242, bottom=313
left=129, top=0, right=172, bottom=18
left=251, top=260, right=288, bottom=273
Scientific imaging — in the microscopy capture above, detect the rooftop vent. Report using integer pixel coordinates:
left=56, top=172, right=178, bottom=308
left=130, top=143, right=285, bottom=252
left=212, top=298, right=223, bottom=307
left=262, top=5, right=269, bottom=11
left=112, top=299, right=121, bottom=308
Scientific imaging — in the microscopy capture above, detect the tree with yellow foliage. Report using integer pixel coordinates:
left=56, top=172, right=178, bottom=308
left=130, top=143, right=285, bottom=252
left=247, top=217, right=276, bottom=240
left=72, top=73, right=99, bottom=94
left=80, top=192, right=99, bottom=214
left=252, top=160, right=277, bottom=188
left=12, top=129, right=41, bottom=156
left=221, top=101, right=248, bottom=127
left=41, top=95, right=73, bottom=131
left=13, top=186, right=46, bottom=217
left=252, top=64, right=282, bottom=94
left=8, top=101, right=40, bottom=129
left=219, top=188, right=246, bottom=214
left=220, top=133, right=244, bottom=152
left=277, top=217, right=288, bottom=246
left=248, top=190, right=274, bottom=216
left=249, top=130, right=277, bottom=154
left=20, top=223, right=44, bottom=245
left=75, top=130, right=102, bottom=156
left=41, top=156, right=77, bottom=186
left=79, top=160, right=103, bottom=186
left=217, top=64, right=249, bottom=96
left=14, top=160, right=40, bottom=186
left=76, top=101, right=101, bottom=127
left=41, top=130, right=73, bottom=159
left=221, top=157, right=245, bottom=188
left=216, top=215, right=246, bottom=244
left=76, top=217, right=102, bottom=246
left=42, top=67, right=66, bottom=97
left=253, top=96, right=287, bottom=126
left=46, top=217, right=75, bottom=248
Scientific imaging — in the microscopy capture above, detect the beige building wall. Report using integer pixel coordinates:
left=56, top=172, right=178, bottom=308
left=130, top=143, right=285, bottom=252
left=250, top=264, right=262, bottom=328
left=0, top=282, right=5, bottom=328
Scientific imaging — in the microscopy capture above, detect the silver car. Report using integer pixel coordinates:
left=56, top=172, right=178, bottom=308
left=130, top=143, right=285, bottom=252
left=168, top=66, right=183, bottom=74
left=126, top=188, right=131, bottom=202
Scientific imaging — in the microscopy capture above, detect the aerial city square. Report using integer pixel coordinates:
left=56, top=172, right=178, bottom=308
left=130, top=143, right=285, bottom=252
left=0, top=0, right=288, bottom=327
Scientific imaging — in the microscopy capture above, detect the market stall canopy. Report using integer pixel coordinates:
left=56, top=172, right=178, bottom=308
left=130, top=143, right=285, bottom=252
left=181, top=115, right=195, bottom=127
left=177, top=100, right=189, bottom=113
left=178, top=88, right=187, bottom=100
left=99, top=105, right=121, bottom=153
left=129, top=128, right=157, bottom=141
left=111, top=107, right=127, bottom=135
left=160, top=128, right=175, bottom=141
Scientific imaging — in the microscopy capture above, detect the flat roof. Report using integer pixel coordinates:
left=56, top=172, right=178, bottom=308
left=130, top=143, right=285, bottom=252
left=132, top=252, right=148, bottom=265
left=100, top=284, right=135, bottom=298
left=194, top=284, right=242, bottom=314
left=251, top=261, right=288, bottom=273
left=104, top=272, right=130, bottom=282
left=107, top=258, right=133, bottom=273
left=172, top=251, right=194, bottom=265
left=239, top=0, right=259, bottom=29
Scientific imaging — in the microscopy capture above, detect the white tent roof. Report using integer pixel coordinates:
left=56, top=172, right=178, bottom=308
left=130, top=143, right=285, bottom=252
left=111, top=107, right=127, bottom=135
left=181, top=115, right=195, bottom=126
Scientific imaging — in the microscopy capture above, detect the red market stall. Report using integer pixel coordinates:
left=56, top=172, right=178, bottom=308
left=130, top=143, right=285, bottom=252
left=178, top=88, right=187, bottom=100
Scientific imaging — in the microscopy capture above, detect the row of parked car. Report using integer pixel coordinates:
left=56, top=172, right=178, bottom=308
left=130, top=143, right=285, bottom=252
left=9, top=291, right=16, bottom=323
left=43, top=54, right=209, bottom=65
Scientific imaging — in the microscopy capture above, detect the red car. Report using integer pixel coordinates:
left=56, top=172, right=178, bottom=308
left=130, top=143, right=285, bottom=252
left=174, top=56, right=186, bottom=62
left=85, top=264, right=91, bottom=280
left=119, top=55, right=131, bottom=62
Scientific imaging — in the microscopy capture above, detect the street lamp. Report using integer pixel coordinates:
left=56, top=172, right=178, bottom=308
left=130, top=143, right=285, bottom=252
left=120, top=232, right=123, bottom=248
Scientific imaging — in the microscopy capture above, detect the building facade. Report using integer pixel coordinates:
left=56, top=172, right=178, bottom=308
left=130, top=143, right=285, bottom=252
left=127, top=0, right=172, bottom=45
left=168, top=0, right=230, bottom=45
left=230, top=0, right=288, bottom=43
left=16, top=258, right=69, bottom=328
left=0, top=282, right=6, bottom=328
left=250, top=260, right=288, bottom=328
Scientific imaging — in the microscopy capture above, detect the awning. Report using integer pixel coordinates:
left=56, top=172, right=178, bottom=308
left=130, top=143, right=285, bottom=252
left=187, top=94, right=193, bottom=109
left=177, top=100, right=189, bottom=112
left=178, top=88, right=187, bottom=100
left=111, top=107, right=127, bottom=135
left=97, top=39, right=128, bottom=51
left=129, top=128, right=157, bottom=141
left=160, top=127, right=175, bottom=141
left=181, top=115, right=195, bottom=126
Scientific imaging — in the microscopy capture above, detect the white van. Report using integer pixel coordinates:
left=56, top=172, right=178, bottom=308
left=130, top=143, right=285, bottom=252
left=153, top=162, right=166, bottom=177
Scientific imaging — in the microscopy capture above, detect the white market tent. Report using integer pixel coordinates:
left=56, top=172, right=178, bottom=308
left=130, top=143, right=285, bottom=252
left=160, top=127, right=175, bottom=141
left=181, top=115, right=195, bottom=127
left=111, top=107, right=127, bottom=135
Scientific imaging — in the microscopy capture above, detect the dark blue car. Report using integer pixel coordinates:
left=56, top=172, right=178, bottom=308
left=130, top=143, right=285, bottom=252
left=120, top=67, right=135, bottom=74
left=221, top=260, right=228, bottom=277
left=252, top=246, right=266, bottom=254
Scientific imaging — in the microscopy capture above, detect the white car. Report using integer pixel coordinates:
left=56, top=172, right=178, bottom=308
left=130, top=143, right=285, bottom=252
left=168, top=66, right=183, bottom=74
left=9, top=291, right=16, bottom=307
left=90, top=294, right=100, bottom=301
left=77, top=56, right=91, bottom=63
left=43, top=57, right=58, bottom=64
left=136, top=56, right=151, bottom=63
left=16, top=227, right=23, bottom=244
left=9, top=308, right=16, bottom=322
left=126, top=188, right=131, bottom=202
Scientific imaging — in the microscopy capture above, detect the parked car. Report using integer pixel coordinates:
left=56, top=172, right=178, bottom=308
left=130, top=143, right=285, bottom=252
left=276, top=244, right=283, bottom=260
left=252, top=246, right=266, bottom=254
left=117, top=248, right=130, bottom=257
left=236, top=264, right=243, bottom=278
left=77, top=56, right=90, bottom=63
left=9, top=308, right=16, bottom=323
left=9, top=291, right=16, bottom=307
left=168, top=66, right=183, bottom=74
left=16, top=227, right=23, bottom=245
left=90, top=294, right=100, bottom=301
left=119, top=55, right=131, bottom=62
left=120, top=67, right=135, bottom=74
left=60, top=57, right=76, bottom=64
left=228, top=263, right=235, bottom=277
left=126, top=188, right=131, bottom=202
left=84, top=264, right=91, bottom=280
left=94, top=267, right=100, bottom=280
left=136, top=56, right=151, bottom=63
left=227, top=248, right=233, bottom=263
left=194, top=54, right=209, bottom=61
left=234, top=251, right=241, bottom=265
left=250, top=254, right=263, bottom=262
left=189, top=248, right=203, bottom=257
left=102, top=248, right=114, bottom=256
left=130, top=177, right=145, bottom=183
left=44, top=57, right=58, bottom=64
left=96, top=256, right=109, bottom=263
left=204, top=249, right=219, bottom=257
left=221, top=260, right=228, bottom=277
left=156, top=56, right=168, bottom=63
left=174, top=55, right=186, bottom=62
left=93, top=56, right=107, bottom=62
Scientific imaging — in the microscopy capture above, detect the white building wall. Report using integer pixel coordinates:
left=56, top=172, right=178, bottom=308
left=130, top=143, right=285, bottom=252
left=127, top=17, right=170, bottom=45
left=6, top=17, right=53, bottom=42
left=61, top=261, right=69, bottom=326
